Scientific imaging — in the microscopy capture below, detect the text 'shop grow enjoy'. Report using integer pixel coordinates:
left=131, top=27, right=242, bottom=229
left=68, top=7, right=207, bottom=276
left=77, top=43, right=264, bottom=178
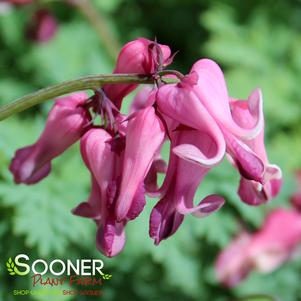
left=9, top=38, right=282, bottom=257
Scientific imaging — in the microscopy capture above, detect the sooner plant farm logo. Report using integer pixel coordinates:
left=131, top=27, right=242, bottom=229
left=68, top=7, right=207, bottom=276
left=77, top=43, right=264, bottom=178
left=5, top=254, right=112, bottom=297
left=6, top=254, right=112, bottom=279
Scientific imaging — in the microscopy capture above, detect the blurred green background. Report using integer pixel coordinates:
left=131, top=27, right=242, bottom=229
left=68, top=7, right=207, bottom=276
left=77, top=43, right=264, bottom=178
left=0, top=0, right=301, bottom=300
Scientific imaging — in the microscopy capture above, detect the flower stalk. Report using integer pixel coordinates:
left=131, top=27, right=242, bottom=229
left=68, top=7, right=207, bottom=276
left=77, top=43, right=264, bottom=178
left=0, top=73, right=176, bottom=121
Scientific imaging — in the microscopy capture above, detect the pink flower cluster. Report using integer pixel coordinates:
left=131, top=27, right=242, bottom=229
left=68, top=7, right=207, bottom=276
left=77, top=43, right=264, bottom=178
left=216, top=172, right=301, bottom=287
left=9, top=38, right=282, bottom=257
left=215, top=206, right=301, bottom=287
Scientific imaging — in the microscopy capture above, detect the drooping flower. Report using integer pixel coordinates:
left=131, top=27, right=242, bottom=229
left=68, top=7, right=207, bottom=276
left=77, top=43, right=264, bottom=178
left=216, top=209, right=301, bottom=287
left=72, top=128, right=126, bottom=257
left=191, top=60, right=268, bottom=185
left=103, top=38, right=171, bottom=109
left=230, top=90, right=282, bottom=205
left=215, top=232, right=252, bottom=287
left=156, top=72, right=226, bottom=167
left=248, top=209, right=301, bottom=273
left=150, top=123, right=225, bottom=245
left=115, top=106, right=165, bottom=221
left=10, top=92, right=90, bottom=184
left=130, top=85, right=166, bottom=195
left=157, top=59, right=281, bottom=206
left=73, top=107, right=165, bottom=256
left=191, top=59, right=263, bottom=139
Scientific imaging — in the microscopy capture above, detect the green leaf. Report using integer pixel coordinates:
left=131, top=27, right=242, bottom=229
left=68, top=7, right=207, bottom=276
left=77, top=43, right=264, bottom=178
left=201, top=4, right=301, bottom=127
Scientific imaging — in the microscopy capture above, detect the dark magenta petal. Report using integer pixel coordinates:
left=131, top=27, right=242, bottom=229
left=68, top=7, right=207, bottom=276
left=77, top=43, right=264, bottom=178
left=238, top=178, right=269, bottom=206
left=106, top=180, right=118, bottom=209
left=126, top=182, right=146, bottom=220
left=224, top=132, right=264, bottom=182
left=72, top=202, right=97, bottom=219
left=149, top=198, right=184, bottom=245
left=96, top=217, right=126, bottom=258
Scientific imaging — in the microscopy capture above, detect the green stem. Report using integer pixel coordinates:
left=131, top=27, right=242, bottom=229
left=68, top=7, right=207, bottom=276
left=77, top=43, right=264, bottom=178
left=0, top=74, right=152, bottom=121
left=159, top=69, right=185, bottom=79
left=0, top=73, right=179, bottom=121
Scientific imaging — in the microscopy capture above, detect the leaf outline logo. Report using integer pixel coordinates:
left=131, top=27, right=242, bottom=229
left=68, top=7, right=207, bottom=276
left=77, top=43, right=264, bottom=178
left=6, top=257, right=23, bottom=276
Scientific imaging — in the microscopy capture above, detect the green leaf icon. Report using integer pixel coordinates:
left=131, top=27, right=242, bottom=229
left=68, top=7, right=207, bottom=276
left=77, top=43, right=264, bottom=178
left=101, top=273, right=112, bottom=280
left=6, top=258, right=16, bottom=276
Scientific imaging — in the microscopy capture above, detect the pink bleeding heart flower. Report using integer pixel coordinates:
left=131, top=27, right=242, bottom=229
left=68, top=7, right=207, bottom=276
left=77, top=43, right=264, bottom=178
left=191, top=59, right=268, bottom=186
left=191, top=59, right=264, bottom=139
left=103, top=38, right=171, bottom=109
left=26, top=9, right=57, bottom=43
left=230, top=90, right=282, bottom=205
left=150, top=126, right=225, bottom=245
left=10, top=92, right=90, bottom=185
left=115, top=106, right=166, bottom=221
left=215, top=232, right=252, bottom=287
left=248, top=209, right=301, bottom=273
left=290, top=170, right=301, bottom=211
left=216, top=209, right=301, bottom=287
left=157, top=58, right=279, bottom=204
left=156, top=72, right=226, bottom=168
left=73, top=128, right=126, bottom=257
left=129, top=85, right=167, bottom=195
